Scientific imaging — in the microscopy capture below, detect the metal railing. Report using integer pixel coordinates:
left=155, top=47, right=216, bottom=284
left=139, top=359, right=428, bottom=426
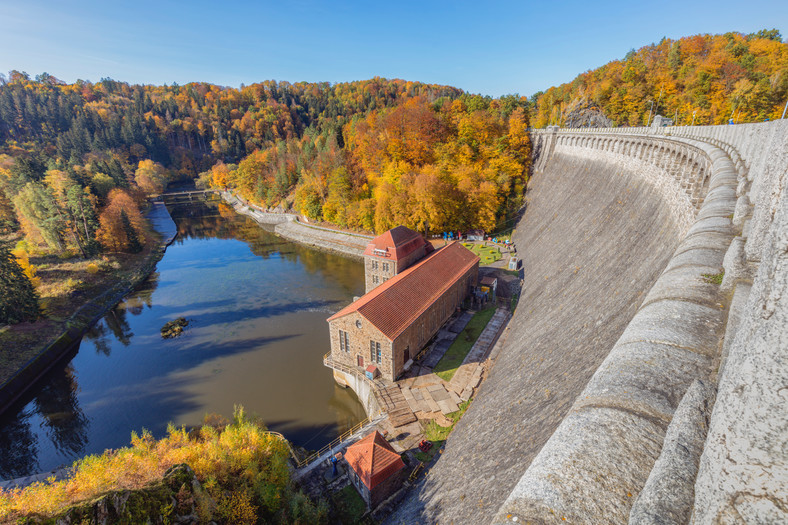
left=264, top=431, right=302, bottom=465
left=323, top=352, right=384, bottom=417
left=294, top=416, right=374, bottom=468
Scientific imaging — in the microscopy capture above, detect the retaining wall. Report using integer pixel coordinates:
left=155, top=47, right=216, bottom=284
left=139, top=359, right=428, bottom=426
left=219, top=191, right=371, bottom=258
left=332, top=369, right=380, bottom=417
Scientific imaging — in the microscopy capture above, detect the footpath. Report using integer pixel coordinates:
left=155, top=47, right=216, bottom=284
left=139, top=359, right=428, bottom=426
left=219, top=191, right=372, bottom=258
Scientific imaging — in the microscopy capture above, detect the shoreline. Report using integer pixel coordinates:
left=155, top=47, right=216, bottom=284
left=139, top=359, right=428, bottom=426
left=219, top=191, right=372, bottom=259
left=0, top=202, right=177, bottom=421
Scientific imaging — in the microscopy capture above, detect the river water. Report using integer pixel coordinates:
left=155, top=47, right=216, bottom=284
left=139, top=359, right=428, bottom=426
left=0, top=195, right=366, bottom=479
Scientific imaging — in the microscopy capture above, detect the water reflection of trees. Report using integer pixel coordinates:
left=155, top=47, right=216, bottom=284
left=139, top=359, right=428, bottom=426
left=0, top=409, right=39, bottom=479
left=33, top=365, right=89, bottom=459
left=84, top=306, right=133, bottom=355
left=123, top=273, right=159, bottom=315
left=0, top=365, right=89, bottom=478
left=166, top=198, right=364, bottom=295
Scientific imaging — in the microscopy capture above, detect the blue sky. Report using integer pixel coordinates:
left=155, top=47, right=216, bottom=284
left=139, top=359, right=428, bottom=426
left=1, top=0, right=786, bottom=97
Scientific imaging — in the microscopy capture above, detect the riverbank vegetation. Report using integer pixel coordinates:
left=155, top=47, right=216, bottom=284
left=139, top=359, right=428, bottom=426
left=530, top=30, right=788, bottom=127
left=0, top=406, right=326, bottom=524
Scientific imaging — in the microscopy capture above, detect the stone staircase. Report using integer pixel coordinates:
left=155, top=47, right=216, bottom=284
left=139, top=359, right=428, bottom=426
left=373, top=382, right=417, bottom=428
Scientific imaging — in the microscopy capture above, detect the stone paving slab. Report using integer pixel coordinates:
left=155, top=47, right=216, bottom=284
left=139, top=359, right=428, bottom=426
left=460, top=387, right=473, bottom=402
left=427, top=383, right=444, bottom=393
left=448, top=312, right=473, bottom=333
left=431, top=388, right=451, bottom=402
left=449, top=390, right=462, bottom=405
left=405, top=397, right=421, bottom=413
left=424, top=395, right=441, bottom=413
left=437, top=399, right=460, bottom=414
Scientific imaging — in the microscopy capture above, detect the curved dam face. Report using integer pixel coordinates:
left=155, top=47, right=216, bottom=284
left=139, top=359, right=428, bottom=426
left=388, top=143, right=690, bottom=524
left=388, top=121, right=787, bottom=525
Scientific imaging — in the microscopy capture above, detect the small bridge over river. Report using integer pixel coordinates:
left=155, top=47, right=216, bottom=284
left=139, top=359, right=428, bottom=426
left=160, top=189, right=216, bottom=200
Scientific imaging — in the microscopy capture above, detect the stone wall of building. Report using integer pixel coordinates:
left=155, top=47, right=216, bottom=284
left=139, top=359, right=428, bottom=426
left=365, top=256, right=397, bottom=292
left=329, top=312, right=394, bottom=379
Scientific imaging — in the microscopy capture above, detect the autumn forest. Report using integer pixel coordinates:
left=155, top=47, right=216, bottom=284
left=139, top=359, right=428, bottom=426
left=531, top=30, right=788, bottom=127
left=1, top=29, right=787, bottom=326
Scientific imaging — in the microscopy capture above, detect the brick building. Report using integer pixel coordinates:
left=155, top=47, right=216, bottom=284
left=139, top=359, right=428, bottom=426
left=327, top=240, right=479, bottom=381
left=363, top=226, right=433, bottom=293
left=344, top=431, right=407, bottom=509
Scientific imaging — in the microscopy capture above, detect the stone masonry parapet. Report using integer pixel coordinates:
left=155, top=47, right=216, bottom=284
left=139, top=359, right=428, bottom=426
left=494, top=121, right=787, bottom=524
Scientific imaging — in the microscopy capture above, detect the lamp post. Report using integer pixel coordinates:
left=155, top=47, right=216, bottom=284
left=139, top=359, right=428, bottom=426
left=782, top=98, right=788, bottom=120
left=647, top=100, right=654, bottom=127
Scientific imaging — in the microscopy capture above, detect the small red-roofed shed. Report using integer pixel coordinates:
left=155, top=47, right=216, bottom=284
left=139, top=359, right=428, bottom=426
left=344, top=431, right=407, bottom=508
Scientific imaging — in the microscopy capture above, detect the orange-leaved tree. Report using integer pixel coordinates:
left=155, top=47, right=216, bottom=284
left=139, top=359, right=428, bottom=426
left=96, top=189, right=145, bottom=253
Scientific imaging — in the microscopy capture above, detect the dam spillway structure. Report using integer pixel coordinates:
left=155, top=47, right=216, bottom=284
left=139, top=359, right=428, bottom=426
left=387, top=120, right=788, bottom=524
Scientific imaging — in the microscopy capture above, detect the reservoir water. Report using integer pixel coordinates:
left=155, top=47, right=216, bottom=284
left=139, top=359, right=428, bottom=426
left=0, top=194, right=367, bottom=479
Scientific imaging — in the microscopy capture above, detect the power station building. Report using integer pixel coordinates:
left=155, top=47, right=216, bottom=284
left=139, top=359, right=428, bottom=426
left=327, top=228, right=479, bottom=382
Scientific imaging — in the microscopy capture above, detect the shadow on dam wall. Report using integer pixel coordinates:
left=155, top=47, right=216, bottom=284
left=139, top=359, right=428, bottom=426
left=387, top=150, right=688, bottom=524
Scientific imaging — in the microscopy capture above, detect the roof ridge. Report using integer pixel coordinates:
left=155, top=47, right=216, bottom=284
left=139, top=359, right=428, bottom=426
left=363, top=244, right=478, bottom=340
left=327, top=242, right=477, bottom=329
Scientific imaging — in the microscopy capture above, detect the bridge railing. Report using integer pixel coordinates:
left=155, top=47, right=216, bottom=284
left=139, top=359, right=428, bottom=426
left=294, top=416, right=374, bottom=468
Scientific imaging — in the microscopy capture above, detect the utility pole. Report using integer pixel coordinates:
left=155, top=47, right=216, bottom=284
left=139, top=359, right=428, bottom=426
left=691, top=110, right=697, bottom=126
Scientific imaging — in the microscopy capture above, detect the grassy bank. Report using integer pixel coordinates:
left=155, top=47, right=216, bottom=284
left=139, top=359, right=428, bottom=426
left=0, top=228, right=159, bottom=388
left=433, top=308, right=497, bottom=382
left=0, top=407, right=325, bottom=524
left=415, top=400, right=472, bottom=464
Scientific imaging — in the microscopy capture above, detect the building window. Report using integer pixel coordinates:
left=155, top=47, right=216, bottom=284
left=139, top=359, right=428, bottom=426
left=339, top=330, right=350, bottom=352
left=373, top=275, right=379, bottom=284
left=370, top=340, right=381, bottom=363
left=372, top=260, right=378, bottom=270
left=382, top=262, right=389, bottom=272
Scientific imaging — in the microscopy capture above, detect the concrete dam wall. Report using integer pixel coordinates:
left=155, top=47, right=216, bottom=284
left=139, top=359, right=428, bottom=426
left=388, top=120, right=788, bottom=524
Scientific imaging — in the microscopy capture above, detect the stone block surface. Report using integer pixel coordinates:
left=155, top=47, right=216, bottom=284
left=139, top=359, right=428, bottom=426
left=629, top=380, right=714, bottom=525
left=617, top=300, right=724, bottom=356
left=493, top=407, right=666, bottom=524
left=576, top=341, right=711, bottom=424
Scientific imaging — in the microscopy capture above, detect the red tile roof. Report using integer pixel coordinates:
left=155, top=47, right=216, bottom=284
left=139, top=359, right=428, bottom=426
left=363, top=226, right=431, bottom=261
left=328, top=242, right=479, bottom=340
left=344, top=431, right=405, bottom=490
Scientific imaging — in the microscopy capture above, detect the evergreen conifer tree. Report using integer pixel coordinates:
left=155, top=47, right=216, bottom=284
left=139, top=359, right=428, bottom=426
left=120, top=210, right=142, bottom=253
left=0, top=241, right=41, bottom=324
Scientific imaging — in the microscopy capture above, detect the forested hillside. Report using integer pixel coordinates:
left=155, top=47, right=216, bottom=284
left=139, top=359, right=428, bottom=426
left=0, top=74, right=529, bottom=253
left=531, top=29, right=788, bottom=127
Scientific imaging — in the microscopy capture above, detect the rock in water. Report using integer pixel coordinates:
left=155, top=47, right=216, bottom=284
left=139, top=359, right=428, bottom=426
left=161, top=317, right=189, bottom=338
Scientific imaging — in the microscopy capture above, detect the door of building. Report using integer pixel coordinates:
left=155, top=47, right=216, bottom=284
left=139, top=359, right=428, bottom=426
left=404, top=347, right=410, bottom=362
left=357, top=355, right=364, bottom=367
